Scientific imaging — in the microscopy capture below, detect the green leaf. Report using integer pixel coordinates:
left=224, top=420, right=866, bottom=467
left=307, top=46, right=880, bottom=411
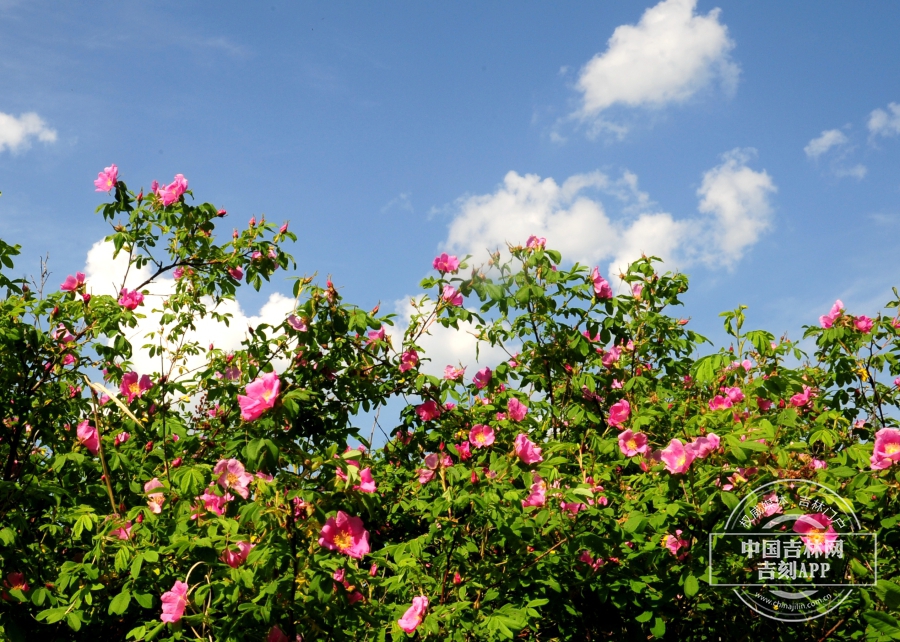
left=635, top=611, right=653, bottom=623
left=130, top=554, right=143, bottom=580
left=864, top=611, right=900, bottom=637
left=876, top=579, right=900, bottom=610
left=650, top=617, right=666, bottom=638
left=109, top=590, right=131, bottom=615
left=684, top=575, right=699, bottom=597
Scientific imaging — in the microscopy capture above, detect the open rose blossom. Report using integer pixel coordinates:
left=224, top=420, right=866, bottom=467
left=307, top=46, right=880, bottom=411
left=472, top=367, right=492, bottom=389
left=214, top=459, right=254, bottom=499
left=399, top=349, right=419, bottom=373
left=238, top=371, right=280, bottom=421
left=608, top=399, right=630, bottom=427
left=111, top=521, right=133, bottom=540
left=444, top=365, right=465, bottom=380
left=319, top=511, right=370, bottom=559
left=76, top=420, right=99, bottom=455
left=687, top=433, right=720, bottom=459
left=521, top=474, right=547, bottom=508
left=415, top=399, right=441, bottom=421
left=267, top=626, right=290, bottom=642
left=455, top=441, right=472, bottom=461
left=664, top=530, right=690, bottom=560
left=790, top=385, right=813, bottom=408
left=468, top=424, right=495, bottom=448
left=514, top=433, right=543, bottom=464
left=793, top=513, right=838, bottom=555
left=287, top=314, right=308, bottom=331
left=660, top=438, right=694, bottom=474
left=145, top=478, right=165, bottom=514
left=819, top=299, right=844, bottom=329
left=60, top=272, right=86, bottom=292
left=526, top=235, right=546, bottom=249
left=591, top=267, right=613, bottom=299
left=118, top=288, right=144, bottom=310
left=432, top=253, right=460, bottom=273
left=871, top=428, right=900, bottom=470
left=854, top=315, right=874, bottom=333
left=708, top=395, right=733, bottom=411
left=221, top=541, right=254, bottom=568
left=354, top=468, right=377, bottom=493
left=192, top=487, right=232, bottom=518
left=617, top=429, right=648, bottom=457
left=442, top=285, right=463, bottom=306
left=157, top=174, right=188, bottom=206
left=160, top=580, right=188, bottom=623
left=507, top=397, right=528, bottom=421
left=4, top=572, right=29, bottom=594
left=398, top=596, right=429, bottom=634
left=120, top=371, right=152, bottom=403
left=94, top=164, right=118, bottom=192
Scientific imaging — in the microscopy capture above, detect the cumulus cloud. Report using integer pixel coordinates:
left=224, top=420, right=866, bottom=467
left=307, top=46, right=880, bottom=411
left=0, top=111, right=57, bottom=153
left=83, top=240, right=294, bottom=379
left=868, top=102, right=900, bottom=138
left=441, top=150, right=775, bottom=277
left=804, top=129, right=848, bottom=159
left=574, top=0, right=738, bottom=131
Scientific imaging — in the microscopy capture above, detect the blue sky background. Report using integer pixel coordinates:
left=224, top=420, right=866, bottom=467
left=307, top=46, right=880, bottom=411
left=2, top=0, right=900, bottom=360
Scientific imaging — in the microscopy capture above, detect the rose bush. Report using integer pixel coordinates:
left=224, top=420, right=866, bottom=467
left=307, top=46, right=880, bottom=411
left=0, top=168, right=899, bottom=640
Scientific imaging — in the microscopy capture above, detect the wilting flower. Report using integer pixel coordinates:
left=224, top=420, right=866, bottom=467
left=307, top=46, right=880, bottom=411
left=238, top=371, right=280, bottom=421
left=560, top=501, right=585, bottom=516
left=418, top=468, right=436, bottom=484
left=415, top=400, right=442, bottom=422
left=118, top=288, right=144, bottom=310
left=724, top=387, right=744, bottom=403
left=521, top=474, right=547, bottom=508
left=221, top=541, right=254, bottom=568
left=442, top=285, right=463, bottom=306
left=94, top=164, right=118, bottom=192
left=793, top=513, right=838, bottom=555
left=214, top=459, right=254, bottom=499
left=287, top=314, right=308, bottom=331
left=399, top=349, right=419, bottom=373
left=617, top=429, right=648, bottom=457
left=160, top=580, right=188, bottom=623
left=871, top=428, right=900, bottom=470
left=157, top=174, right=188, bottom=206
left=819, top=300, right=844, bottom=329
left=514, top=433, right=543, bottom=464
left=114, top=432, right=130, bottom=447
left=468, top=424, right=495, bottom=449
left=854, top=315, right=874, bottom=333
left=455, top=441, right=472, bottom=461
left=660, top=439, right=694, bottom=474
left=444, top=365, right=465, bottom=380
left=145, top=478, right=165, bottom=514
left=76, top=420, right=99, bottom=455
left=432, top=253, right=460, bottom=273
left=507, top=398, right=528, bottom=421
left=4, top=572, right=29, bottom=594
left=192, top=487, right=232, bottom=518
left=398, top=596, right=429, bottom=634
left=60, top=272, right=86, bottom=292
left=319, top=511, right=370, bottom=559
left=354, top=468, right=377, bottom=493
left=757, top=398, right=773, bottom=412
left=526, top=235, right=546, bottom=249
left=111, top=521, right=133, bottom=540
left=591, top=267, right=613, bottom=299
left=708, top=395, right=733, bottom=411
left=608, top=399, right=630, bottom=428
left=267, top=626, right=290, bottom=642
left=473, top=367, right=492, bottom=389
left=120, top=372, right=152, bottom=403
left=663, top=530, right=690, bottom=560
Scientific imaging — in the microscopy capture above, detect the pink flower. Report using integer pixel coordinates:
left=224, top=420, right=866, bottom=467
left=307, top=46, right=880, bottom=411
left=193, top=487, right=231, bottom=518
left=757, top=398, right=773, bottom=412
left=238, top=371, right=280, bottom=421
left=724, top=387, right=744, bottom=403
left=76, top=420, right=99, bottom=455
left=157, top=174, right=188, bottom=206
left=267, top=626, right=290, bottom=642
left=473, top=367, right=492, bottom=389
left=214, top=459, right=254, bottom=499
left=611, top=379, right=623, bottom=389
left=514, top=433, right=543, bottom=464
left=94, top=164, right=118, bottom=192
left=60, top=272, right=85, bottom=292
left=318, top=511, right=370, bottom=559
left=354, top=468, right=377, bottom=493
left=114, top=432, right=130, bottom=447
left=444, top=365, right=465, bottom=380
left=279, top=222, right=289, bottom=234
left=854, top=315, right=874, bottom=333
left=507, top=398, right=528, bottom=421
left=608, top=399, right=630, bottom=428
left=398, top=596, right=429, bottom=634
left=809, top=458, right=828, bottom=470
left=819, top=300, right=844, bottom=329
left=4, top=572, right=29, bottom=593
left=526, top=235, right=546, bottom=249
left=793, top=513, right=839, bottom=555
left=617, top=429, right=648, bottom=457
left=455, top=441, right=472, bottom=461
left=418, top=469, right=435, bottom=484
left=660, top=439, right=694, bottom=474
left=399, top=349, right=419, bottom=373
left=632, top=283, right=643, bottom=298
left=442, top=285, right=463, bottom=306
left=432, top=253, right=460, bottom=273
left=790, top=385, right=813, bottom=408
left=663, top=530, right=690, bottom=560
left=415, top=399, right=442, bottom=422
left=120, top=371, right=152, bottom=403
left=688, top=433, right=720, bottom=459
left=160, top=580, right=188, bottom=623
left=118, top=288, right=144, bottom=310
left=708, top=395, right=733, bottom=411
left=145, top=478, right=165, bottom=514
left=111, top=521, right=133, bottom=540
left=221, top=541, right=254, bottom=568
left=521, top=474, right=547, bottom=508
left=601, top=345, right=621, bottom=368
left=228, top=266, right=244, bottom=280
left=287, top=314, right=308, bottom=331
left=366, top=326, right=386, bottom=344
left=468, top=424, right=495, bottom=448
left=173, top=267, right=185, bottom=280
left=591, top=267, right=613, bottom=299
left=871, top=428, right=900, bottom=470
left=560, top=501, right=585, bottom=516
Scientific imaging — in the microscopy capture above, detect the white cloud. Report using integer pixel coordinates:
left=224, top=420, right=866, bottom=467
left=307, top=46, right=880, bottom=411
left=834, top=164, right=867, bottom=180
left=0, top=111, right=57, bottom=153
left=868, top=102, right=900, bottom=138
left=804, top=129, right=848, bottom=159
left=83, top=240, right=294, bottom=379
left=441, top=150, right=774, bottom=278
left=574, top=0, right=738, bottom=127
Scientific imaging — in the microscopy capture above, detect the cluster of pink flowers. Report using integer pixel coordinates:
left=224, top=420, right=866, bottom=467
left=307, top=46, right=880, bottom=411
left=238, top=371, right=280, bottom=421
left=578, top=550, right=605, bottom=572
left=432, top=253, right=460, bottom=273
left=708, top=386, right=744, bottom=411
left=659, top=433, right=720, bottom=474
left=514, top=433, right=543, bottom=465
left=591, top=267, right=613, bottom=299
left=118, top=288, right=144, bottom=310
left=319, top=511, right=370, bottom=559
left=871, top=428, right=900, bottom=470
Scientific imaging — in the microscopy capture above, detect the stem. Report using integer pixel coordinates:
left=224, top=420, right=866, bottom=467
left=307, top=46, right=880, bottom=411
left=89, top=387, right=119, bottom=515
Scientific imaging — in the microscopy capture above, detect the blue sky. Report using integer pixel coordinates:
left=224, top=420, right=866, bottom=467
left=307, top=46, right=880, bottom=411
left=2, top=0, right=900, bottom=362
